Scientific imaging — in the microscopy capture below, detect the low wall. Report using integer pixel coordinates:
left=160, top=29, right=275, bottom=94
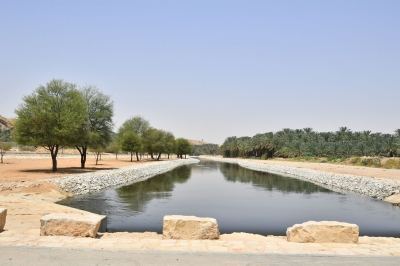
left=46, top=158, right=199, bottom=195
left=201, top=157, right=400, bottom=200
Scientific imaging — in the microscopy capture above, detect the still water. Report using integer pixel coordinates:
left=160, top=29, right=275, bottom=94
left=58, top=160, right=400, bottom=236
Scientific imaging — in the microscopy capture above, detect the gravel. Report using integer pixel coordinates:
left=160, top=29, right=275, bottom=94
left=203, top=157, right=400, bottom=200
left=45, top=158, right=199, bottom=196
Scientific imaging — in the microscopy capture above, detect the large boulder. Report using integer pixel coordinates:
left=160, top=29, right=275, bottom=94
left=40, top=213, right=105, bottom=238
left=163, top=215, right=220, bottom=240
left=0, top=208, right=6, bottom=231
left=286, top=221, right=359, bottom=243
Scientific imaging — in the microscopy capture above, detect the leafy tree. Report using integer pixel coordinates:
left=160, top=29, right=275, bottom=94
left=141, top=128, right=166, bottom=160
left=118, top=116, right=150, bottom=137
left=164, top=132, right=176, bottom=159
left=108, top=139, right=121, bottom=159
left=76, top=85, right=114, bottom=168
left=176, top=138, right=192, bottom=159
left=0, top=142, right=12, bottom=163
left=14, top=79, right=87, bottom=171
left=120, top=132, right=142, bottom=161
left=90, top=147, right=105, bottom=165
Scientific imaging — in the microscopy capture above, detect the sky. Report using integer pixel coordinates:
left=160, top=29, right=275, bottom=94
left=1, top=0, right=399, bottom=144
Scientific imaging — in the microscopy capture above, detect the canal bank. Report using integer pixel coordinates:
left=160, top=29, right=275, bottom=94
left=200, top=156, right=400, bottom=204
left=1, top=156, right=400, bottom=256
left=46, top=158, right=200, bottom=195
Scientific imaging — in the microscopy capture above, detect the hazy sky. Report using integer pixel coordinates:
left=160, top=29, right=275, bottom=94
left=1, top=1, right=399, bottom=143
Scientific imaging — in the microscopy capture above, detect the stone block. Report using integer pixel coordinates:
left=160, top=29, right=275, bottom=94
left=0, top=208, right=6, bottom=231
left=286, top=221, right=359, bottom=243
left=40, top=213, right=105, bottom=238
left=163, top=215, right=220, bottom=240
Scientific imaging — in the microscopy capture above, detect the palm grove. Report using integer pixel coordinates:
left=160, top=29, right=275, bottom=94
left=11, top=79, right=192, bottom=171
left=220, top=127, right=400, bottom=161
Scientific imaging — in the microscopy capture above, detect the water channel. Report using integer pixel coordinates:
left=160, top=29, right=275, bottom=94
left=58, top=160, right=400, bottom=237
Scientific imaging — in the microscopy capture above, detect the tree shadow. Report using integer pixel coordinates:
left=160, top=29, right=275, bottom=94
left=20, top=167, right=118, bottom=175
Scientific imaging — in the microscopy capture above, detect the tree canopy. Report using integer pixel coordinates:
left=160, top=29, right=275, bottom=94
left=76, top=85, right=114, bottom=168
left=14, top=79, right=87, bottom=171
left=220, top=127, right=400, bottom=160
left=175, top=138, right=192, bottom=159
left=120, top=131, right=142, bottom=161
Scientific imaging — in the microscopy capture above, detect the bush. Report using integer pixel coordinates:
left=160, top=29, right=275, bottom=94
left=361, top=158, right=370, bottom=166
left=383, top=159, right=400, bottom=169
left=261, top=154, right=268, bottom=160
left=373, top=157, right=381, bottom=167
left=349, top=157, right=361, bottom=164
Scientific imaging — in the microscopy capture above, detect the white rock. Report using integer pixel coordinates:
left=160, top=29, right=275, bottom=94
left=163, top=215, right=220, bottom=240
left=40, top=213, right=105, bottom=238
left=286, top=221, right=359, bottom=243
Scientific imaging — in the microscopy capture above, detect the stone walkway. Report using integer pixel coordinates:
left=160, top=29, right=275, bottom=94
left=1, top=231, right=400, bottom=256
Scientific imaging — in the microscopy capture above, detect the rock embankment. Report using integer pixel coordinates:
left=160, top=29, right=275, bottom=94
left=203, top=157, right=400, bottom=200
left=46, top=158, right=199, bottom=196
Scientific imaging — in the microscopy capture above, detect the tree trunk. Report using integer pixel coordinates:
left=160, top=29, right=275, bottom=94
left=157, top=153, right=161, bottom=161
left=115, top=152, right=118, bottom=160
left=136, top=152, right=139, bottom=161
left=150, top=153, right=154, bottom=159
left=130, top=152, right=133, bottom=162
left=95, top=152, right=100, bottom=165
left=185, top=154, right=186, bottom=159
left=168, top=154, right=170, bottom=159
left=49, top=145, right=59, bottom=172
left=0, top=152, right=4, bottom=163
left=76, top=146, right=87, bottom=169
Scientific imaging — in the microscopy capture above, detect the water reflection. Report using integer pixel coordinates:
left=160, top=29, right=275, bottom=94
left=219, top=163, right=331, bottom=194
left=58, top=160, right=400, bottom=236
left=115, top=165, right=192, bottom=212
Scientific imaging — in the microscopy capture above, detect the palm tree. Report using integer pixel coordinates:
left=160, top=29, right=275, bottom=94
left=381, top=134, right=398, bottom=157
left=370, top=140, right=383, bottom=156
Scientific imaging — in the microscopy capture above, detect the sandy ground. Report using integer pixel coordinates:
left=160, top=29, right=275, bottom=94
left=1, top=154, right=400, bottom=255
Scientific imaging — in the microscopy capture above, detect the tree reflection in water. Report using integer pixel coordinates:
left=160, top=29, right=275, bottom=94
left=115, top=165, right=192, bottom=212
left=219, top=163, right=331, bottom=194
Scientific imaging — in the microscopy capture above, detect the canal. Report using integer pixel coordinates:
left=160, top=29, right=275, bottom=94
left=58, top=160, right=400, bottom=236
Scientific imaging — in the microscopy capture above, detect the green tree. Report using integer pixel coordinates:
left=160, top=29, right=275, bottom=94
left=164, top=132, right=176, bottom=159
left=118, top=116, right=150, bottom=137
left=0, top=142, right=12, bottom=163
left=108, top=139, right=121, bottom=159
left=76, top=85, right=114, bottom=168
left=13, top=79, right=87, bottom=172
left=176, top=138, right=192, bottom=159
left=120, top=132, right=142, bottom=161
left=141, top=128, right=165, bottom=160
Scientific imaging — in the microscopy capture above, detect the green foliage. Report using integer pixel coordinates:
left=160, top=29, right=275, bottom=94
left=191, top=144, right=220, bottom=156
left=175, top=138, right=192, bottom=159
left=118, top=116, right=150, bottom=137
left=220, top=127, right=400, bottom=160
left=0, top=142, right=13, bottom=163
left=120, top=132, right=142, bottom=161
left=75, top=85, right=114, bottom=168
left=14, top=79, right=87, bottom=171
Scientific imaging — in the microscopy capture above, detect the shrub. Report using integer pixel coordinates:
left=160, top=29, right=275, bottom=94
left=349, top=157, right=361, bottom=164
left=373, top=157, right=381, bottom=167
left=383, top=159, right=400, bottom=169
left=361, top=158, right=370, bottom=166
left=261, top=154, right=268, bottom=160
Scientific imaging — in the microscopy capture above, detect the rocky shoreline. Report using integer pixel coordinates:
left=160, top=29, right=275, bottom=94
left=46, top=158, right=199, bottom=196
left=202, top=157, right=400, bottom=200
